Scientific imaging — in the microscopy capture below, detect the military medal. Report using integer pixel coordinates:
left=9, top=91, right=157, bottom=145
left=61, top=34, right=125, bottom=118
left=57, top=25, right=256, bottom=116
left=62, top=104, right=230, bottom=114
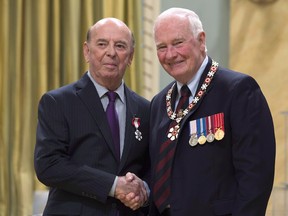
left=189, top=120, right=198, bottom=146
left=206, top=133, right=215, bottom=142
left=197, top=118, right=206, bottom=145
left=166, top=60, right=219, bottom=141
left=214, top=113, right=225, bottom=141
left=206, top=115, right=214, bottom=143
left=198, top=135, right=206, bottom=145
left=132, top=117, right=142, bottom=141
left=215, top=128, right=225, bottom=140
left=167, top=124, right=180, bottom=141
left=189, top=134, right=198, bottom=146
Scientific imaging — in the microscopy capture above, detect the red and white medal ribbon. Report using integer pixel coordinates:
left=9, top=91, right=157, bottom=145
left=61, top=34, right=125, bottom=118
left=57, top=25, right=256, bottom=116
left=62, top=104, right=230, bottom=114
left=189, top=120, right=198, bottom=146
left=206, top=115, right=215, bottom=142
left=132, top=117, right=142, bottom=141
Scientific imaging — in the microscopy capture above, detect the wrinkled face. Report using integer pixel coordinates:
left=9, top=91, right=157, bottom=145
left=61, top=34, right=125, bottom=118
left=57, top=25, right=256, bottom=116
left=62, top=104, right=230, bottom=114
left=83, top=19, right=134, bottom=90
left=154, top=16, right=206, bottom=83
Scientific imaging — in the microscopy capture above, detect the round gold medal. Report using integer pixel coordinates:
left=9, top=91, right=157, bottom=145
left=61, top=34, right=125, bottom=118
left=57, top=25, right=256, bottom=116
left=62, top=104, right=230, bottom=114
left=214, top=128, right=225, bottom=140
left=198, top=135, right=206, bottom=145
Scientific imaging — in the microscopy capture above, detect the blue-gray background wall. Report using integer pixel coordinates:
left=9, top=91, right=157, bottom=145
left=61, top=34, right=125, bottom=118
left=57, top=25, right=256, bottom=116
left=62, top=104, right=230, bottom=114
left=159, top=0, right=230, bottom=89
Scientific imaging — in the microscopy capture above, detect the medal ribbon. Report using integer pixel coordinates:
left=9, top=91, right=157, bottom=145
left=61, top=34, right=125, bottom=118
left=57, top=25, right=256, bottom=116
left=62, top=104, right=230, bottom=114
left=214, top=114, right=219, bottom=133
left=197, top=117, right=207, bottom=144
left=201, top=117, right=207, bottom=137
left=132, top=117, right=140, bottom=129
left=206, top=115, right=212, bottom=134
left=213, top=113, right=225, bottom=141
left=196, top=118, right=201, bottom=137
left=189, top=120, right=197, bottom=137
left=205, top=115, right=215, bottom=143
left=213, top=113, right=225, bottom=132
left=219, top=113, right=225, bottom=132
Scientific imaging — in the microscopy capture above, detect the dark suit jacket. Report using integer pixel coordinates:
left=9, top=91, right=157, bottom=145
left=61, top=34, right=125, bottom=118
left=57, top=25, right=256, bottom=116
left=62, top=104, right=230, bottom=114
left=149, top=57, right=275, bottom=216
left=34, top=73, right=150, bottom=216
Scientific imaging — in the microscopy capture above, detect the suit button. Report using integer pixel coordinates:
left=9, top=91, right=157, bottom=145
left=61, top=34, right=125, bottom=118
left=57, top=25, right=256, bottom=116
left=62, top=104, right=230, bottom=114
left=111, top=203, right=117, bottom=208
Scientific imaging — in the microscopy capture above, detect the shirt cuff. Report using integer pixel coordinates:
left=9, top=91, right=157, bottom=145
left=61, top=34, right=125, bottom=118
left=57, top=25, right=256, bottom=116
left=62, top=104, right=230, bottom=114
left=109, top=176, right=118, bottom=197
left=142, top=180, right=150, bottom=207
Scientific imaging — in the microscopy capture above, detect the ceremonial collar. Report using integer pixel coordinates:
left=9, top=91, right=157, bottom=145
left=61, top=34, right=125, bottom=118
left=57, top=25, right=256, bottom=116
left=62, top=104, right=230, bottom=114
left=166, top=59, right=219, bottom=141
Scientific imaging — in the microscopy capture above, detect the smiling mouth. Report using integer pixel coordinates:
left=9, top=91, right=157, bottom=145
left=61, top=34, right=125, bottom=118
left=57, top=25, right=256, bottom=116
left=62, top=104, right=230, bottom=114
left=169, top=60, right=184, bottom=67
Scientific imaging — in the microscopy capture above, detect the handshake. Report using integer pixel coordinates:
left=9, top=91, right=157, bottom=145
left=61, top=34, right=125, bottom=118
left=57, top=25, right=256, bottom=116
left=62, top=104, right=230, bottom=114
left=115, top=172, right=149, bottom=210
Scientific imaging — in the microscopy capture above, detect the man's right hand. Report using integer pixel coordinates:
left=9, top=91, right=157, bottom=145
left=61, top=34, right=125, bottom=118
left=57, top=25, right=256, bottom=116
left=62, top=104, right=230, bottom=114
left=115, top=172, right=148, bottom=210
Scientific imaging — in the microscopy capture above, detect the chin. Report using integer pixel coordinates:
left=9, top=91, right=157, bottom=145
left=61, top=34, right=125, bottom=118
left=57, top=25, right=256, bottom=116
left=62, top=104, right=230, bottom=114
left=168, top=70, right=184, bottom=77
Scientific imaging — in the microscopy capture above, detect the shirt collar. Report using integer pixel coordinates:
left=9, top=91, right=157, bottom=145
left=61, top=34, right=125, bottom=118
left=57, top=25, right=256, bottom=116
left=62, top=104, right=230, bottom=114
left=87, top=71, right=125, bottom=103
left=176, top=55, right=208, bottom=97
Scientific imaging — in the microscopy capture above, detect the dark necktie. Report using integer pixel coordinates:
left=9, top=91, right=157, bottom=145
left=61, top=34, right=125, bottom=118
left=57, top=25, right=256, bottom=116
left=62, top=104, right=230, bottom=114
left=153, top=85, right=191, bottom=213
left=106, top=91, right=120, bottom=160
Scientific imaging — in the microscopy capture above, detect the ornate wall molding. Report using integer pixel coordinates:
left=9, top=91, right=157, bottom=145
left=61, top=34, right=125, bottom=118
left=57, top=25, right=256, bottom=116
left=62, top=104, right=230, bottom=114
left=249, top=0, right=278, bottom=4
left=141, top=0, right=160, bottom=99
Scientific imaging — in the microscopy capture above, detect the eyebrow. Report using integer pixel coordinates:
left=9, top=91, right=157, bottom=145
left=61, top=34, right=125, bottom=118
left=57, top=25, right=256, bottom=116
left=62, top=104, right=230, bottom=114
left=115, top=40, right=128, bottom=45
left=156, top=43, right=166, bottom=48
left=96, top=38, right=128, bottom=45
left=156, top=38, right=185, bottom=47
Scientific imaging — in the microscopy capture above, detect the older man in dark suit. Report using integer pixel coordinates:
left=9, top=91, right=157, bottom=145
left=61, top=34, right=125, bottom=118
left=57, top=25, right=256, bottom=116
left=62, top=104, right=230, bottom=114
left=149, top=8, right=275, bottom=216
left=34, top=18, right=150, bottom=216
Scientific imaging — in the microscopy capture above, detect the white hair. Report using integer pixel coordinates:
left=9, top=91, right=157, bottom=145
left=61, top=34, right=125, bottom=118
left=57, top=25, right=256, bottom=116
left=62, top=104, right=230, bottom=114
left=153, top=7, right=207, bottom=52
left=154, top=8, right=204, bottom=36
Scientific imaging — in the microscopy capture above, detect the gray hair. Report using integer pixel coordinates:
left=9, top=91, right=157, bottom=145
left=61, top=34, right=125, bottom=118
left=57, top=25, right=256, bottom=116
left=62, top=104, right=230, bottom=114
left=153, top=8, right=206, bottom=51
left=154, top=8, right=204, bottom=37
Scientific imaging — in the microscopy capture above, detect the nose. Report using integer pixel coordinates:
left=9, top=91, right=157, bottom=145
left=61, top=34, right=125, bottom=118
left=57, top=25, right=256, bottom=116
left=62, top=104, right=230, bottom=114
left=106, top=43, right=116, bottom=57
left=166, top=46, right=177, bottom=59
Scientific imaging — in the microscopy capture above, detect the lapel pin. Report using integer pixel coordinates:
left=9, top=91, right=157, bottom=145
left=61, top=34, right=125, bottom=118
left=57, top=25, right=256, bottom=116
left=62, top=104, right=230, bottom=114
left=132, top=117, right=142, bottom=141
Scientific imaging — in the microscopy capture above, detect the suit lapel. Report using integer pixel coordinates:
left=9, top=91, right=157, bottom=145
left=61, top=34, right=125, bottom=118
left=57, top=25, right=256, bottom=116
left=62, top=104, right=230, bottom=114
left=118, top=86, right=138, bottom=171
left=74, top=73, right=119, bottom=161
left=181, top=57, right=216, bottom=125
left=157, top=83, right=178, bottom=145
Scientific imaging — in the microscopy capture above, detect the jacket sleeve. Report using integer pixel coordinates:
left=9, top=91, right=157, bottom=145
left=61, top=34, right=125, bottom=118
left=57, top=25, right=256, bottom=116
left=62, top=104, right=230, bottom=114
left=34, top=92, right=115, bottom=203
left=229, top=76, right=275, bottom=216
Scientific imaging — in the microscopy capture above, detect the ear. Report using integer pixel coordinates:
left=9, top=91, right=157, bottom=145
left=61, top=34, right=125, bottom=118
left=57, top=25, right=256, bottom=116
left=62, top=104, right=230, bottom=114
left=83, top=42, right=90, bottom=63
left=127, top=49, right=134, bottom=66
left=198, top=32, right=206, bottom=50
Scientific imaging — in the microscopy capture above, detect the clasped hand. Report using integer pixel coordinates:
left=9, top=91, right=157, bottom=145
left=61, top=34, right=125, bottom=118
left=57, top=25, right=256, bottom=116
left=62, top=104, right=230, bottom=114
left=115, top=172, right=148, bottom=210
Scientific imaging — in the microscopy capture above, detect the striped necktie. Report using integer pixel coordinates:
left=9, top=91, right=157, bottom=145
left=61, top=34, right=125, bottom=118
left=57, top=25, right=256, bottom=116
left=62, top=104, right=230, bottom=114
left=153, top=85, right=191, bottom=213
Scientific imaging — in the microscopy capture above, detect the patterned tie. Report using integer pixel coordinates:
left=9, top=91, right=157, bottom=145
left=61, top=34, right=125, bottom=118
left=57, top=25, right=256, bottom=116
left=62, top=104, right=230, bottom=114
left=106, top=91, right=120, bottom=160
left=153, top=85, right=191, bottom=213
